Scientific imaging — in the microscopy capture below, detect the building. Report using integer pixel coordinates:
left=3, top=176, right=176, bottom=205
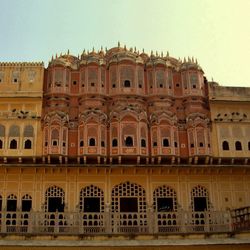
left=0, top=45, right=249, bottom=249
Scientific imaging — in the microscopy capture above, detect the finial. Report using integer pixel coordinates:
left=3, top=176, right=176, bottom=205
left=151, top=50, right=153, bottom=56
left=78, top=54, right=79, bottom=59
left=87, top=50, right=89, bottom=54
left=52, top=55, right=54, bottom=61
left=188, top=57, right=191, bottom=62
left=184, top=57, right=186, bottom=63
left=118, top=41, right=120, bottom=47
left=124, top=44, right=127, bottom=50
left=195, top=58, right=198, bottom=64
left=129, top=47, right=133, bottom=52
left=56, top=53, right=58, bottom=59
left=134, top=46, right=136, bottom=52
left=212, top=77, right=214, bottom=82
left=105, top=47, right=107, bottom=52
left=101, top=46, right=103, bottom=51
left=92, top=47, right=95, bottom=52
left=67, top=49, right=69, bottom=55
left=142, top=48, right=144, bottom=53
left=60, top=52, right=62, bottom=57
left=161, top=52, right=163, bottom=57
left=192, top=57, right=194, bottom=63
left=156, top=51, right=158, bottom=56
left=167, top=51, right=169, bottom=57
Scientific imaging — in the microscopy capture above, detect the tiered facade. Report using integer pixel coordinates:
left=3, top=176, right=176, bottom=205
left=0, top=45, right=249, bottom=248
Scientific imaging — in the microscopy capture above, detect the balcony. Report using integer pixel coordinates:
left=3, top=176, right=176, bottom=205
left=0, top=210, right=239, bottom=236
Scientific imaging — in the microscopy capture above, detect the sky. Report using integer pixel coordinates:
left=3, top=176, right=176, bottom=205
left=0, top=0, right=250, bottom=87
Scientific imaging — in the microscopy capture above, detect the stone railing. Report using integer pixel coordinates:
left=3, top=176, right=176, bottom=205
left=0, top=210, right=236, bottom=235
left=231, top=206, right=250, bottom=231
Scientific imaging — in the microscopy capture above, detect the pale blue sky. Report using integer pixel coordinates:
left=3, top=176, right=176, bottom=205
left=0, top=0, right=250, bottom=86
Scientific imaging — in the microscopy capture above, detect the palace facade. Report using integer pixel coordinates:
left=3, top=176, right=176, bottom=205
left=0, top=45, right=249, bottom=249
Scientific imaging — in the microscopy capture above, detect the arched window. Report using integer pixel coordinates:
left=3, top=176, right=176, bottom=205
left=45, top=185, right=65, bottom=212
left=124, top=80, right=131, bottom=88
left=163, top=138, right=169, bottom=147
left=191, top=185, right=210, bottom=212
left=112, top=138, right=118, bottom=147
left=222, top=141, right=229, bottom=150
left=111, top=181, right=147, bottom=227
left=153, top=185, right=177, bottom=212
left=7, top=194, right=17, bottom=212
left=51, top=129, right=59, bottom=146
left=80, top=140, right=84, bottom=147
left=199, top=142, right=204, bottom=147
left=79, top=185, right=104, bottom=213
left=235, top=141, right=242, bottom=151
left=89, top=138, right=96, bottom=146
left=125, top=136, right=133, bottom=147
left=0, top=139, right=3, bottom=149
left=101, top=141, right=105, bottom=147
left=248, top=141, right=250, bottom=150
left=9, top=125, right=20, bottom=137
left=10, top=139, right=17, bottom=149
left=153, top=141, right=157, bottom=147
left=141, top=139, right=146, bottom=147
left=22, top=194, right=32, bottom=212
left=23, top=125, right=34, bottom=137
left=24, top=139, right=32, bottom=149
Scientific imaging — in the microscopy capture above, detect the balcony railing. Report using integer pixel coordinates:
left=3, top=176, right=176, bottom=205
left=0, top=210, right=239, bottom=235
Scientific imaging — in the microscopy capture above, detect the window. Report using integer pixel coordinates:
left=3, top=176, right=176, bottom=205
left=112, top=138, right=118, bottom=147
left=124, top=80, right=131, bottom=87
left=13, top=78, right=18, bottom=83
left=174, top=141, right=178, bottom=147
left=222, top=141, right=229, bottom=150
left=91, top=82, right=95, bottom=87
left=73, top=80, right=77, bottom=85
left=248, top=142, right=250, bottom=150
left=120, top=197, right=138, bottom=212
left=112, top=84, right=116, bottom=88
left=52, top=140, right=58, bottom=146
left=22, top=194, right=32, bottom=212
left=125, top=136, right=133, bottom=147
left=24, top=139, right=32, bottom=149
left=89, top=138, right=96, bottom=146
left=0, top=139, right=2, bottom=149
left=157, top=198, right=174, bottom=212
left=80, top=140, right=84, bottom=147
left=84, top=197, right=100, bottom=212
left=163, top=138, right=169, bottom=147
left=235, top=141, right=242, bottom=151
left=10, top=139, right=17, bottom=149
left=159, top=84, right=163, bottom=88
left=7, top=194, right=17, bottom=211
left=199, top=142, right=204, bottom=147
left=153, top=141, right=157, bottom=147
left=45, top=141, right=48, bottom=146
left=141, top=139, right=146, bottom=147
left=62, top=142, right=66, bottom=147
left=101, top=141, right=105, bottom=147
left=190, top=143, right=194, bottom=148
left=139, top=84, right=142, bottom=88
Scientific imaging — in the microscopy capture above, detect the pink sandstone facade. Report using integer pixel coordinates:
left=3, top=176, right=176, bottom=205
left=43, top=46, right=211, bottom=164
